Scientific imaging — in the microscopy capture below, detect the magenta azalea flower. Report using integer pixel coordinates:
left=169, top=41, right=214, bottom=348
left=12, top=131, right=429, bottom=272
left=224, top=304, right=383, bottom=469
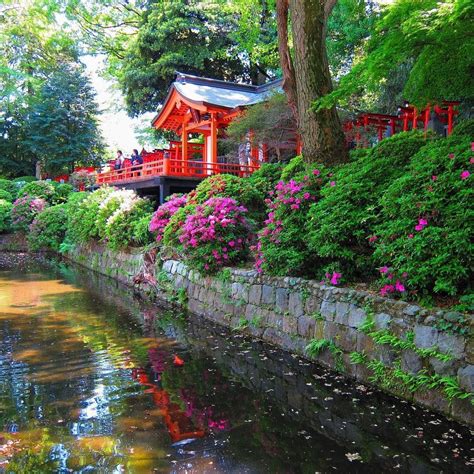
left=330, top=181, right=336, bottom=187
left=368, top=235, right=377, bottom=243
left=461, top=170, right=470, bottom=180
left=431, top=175, right=437, bottom=181
left=312, top=169, right=320, bottom=176
left=379, top=266, right=389, bottom=274
left=330, top=272, right=342, bottom=285
left=395, top=280, right=405, bottom=292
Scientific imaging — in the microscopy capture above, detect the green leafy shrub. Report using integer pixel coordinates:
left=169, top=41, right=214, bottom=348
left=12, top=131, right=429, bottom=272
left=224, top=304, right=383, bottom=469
left=0, top=179, right=18, bottom=199
left=280, top=155, right=304, bottom=181
left=13, top=176, right=36, bottom=183
left=51, top=183, right=74, bottom=204
left=451, top=118, right=474, bottom=137
left=11, top=195, right=47, bottom=231
left=0, top=189, right=13, bottom=202
left=255, top=164, right=329, bottom=276
left=104, top=198, right=153, bottom=250
left=246, top=162, right=285, bottom=198
left=19, top=180, right=57, bottom=202
left=306, top=131, right=429, bottom=279
left=28, top=204, right=68, bottom=252
left=132, top=213, right=155, bottom=246
left=0, top=199, right=13, bottom=233
left=66, top=187, right=115, bottom=243
left=373, top=134, right=473, bottom=295
left=189, top=174, right=265, bottom=222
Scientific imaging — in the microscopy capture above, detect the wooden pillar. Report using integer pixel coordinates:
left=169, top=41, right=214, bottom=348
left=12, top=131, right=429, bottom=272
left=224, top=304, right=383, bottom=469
left=390, top=118, right=396, bottom=135
left=210, top=113, right=218, bottom=169
left=447, top=104, right=454, bottom=135
left=181, top=123, right=188, bottom=175
left=412, top=107, right=418, bottom=129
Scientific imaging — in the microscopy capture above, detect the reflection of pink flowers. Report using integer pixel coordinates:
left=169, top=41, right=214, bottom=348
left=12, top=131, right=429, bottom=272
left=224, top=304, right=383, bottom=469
left=461, top=170, right=470, bottom=180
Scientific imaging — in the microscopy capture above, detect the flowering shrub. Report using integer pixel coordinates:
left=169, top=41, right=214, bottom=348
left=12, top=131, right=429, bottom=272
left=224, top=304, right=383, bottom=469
left=306, top=131, right=429, bottom=279
left=149, top=194, right=187, bottom=243
left=96, top=189, right=140, bottom=239
left=255, top=163, right=328, bottom=276
left=0, top=199, right=13, bottom=233
left=177, top=197, right=251, bottom=273
left=162, top=205, right=196, bottom=253
left=104, top=198, right=153, bottom=250
left=189, top=174, right=265, bottom=222
left=11, top=195, right=47, bottom=231
left=373, top=134, right=473, bottom=296
left=67, top=187, right=115, bottom=243
left=28, top=204, right=67, bottom=252
left=19, top=180, right=56, bottom=202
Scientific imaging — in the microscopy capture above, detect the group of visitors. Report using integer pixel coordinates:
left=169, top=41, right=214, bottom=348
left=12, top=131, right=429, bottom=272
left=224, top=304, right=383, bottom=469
left=114, top=149, right=143, bottom=175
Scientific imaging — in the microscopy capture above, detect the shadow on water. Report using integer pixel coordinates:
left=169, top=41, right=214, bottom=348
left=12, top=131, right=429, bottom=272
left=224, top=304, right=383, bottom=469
left=0, top=256, right=472, bottom=473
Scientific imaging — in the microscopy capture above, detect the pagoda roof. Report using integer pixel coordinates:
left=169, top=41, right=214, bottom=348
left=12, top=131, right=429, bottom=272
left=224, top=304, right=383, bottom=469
left=152, top=73, right=282, bottom=131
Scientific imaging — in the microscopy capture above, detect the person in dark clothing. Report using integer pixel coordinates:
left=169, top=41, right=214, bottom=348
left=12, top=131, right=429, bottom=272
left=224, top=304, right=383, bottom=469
left=131, top=149, right=143, bottom=176
left=114, top=150, right=124, bottom=173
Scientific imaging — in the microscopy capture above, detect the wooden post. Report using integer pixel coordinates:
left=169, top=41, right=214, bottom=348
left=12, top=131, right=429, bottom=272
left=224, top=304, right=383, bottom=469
left=182, top=123, right=188, bottom=175
left=447, top=104, right=454, bottom=135
left=210, top=113, right=218, bottom=172
left=390, top=118, right=396, bottom=136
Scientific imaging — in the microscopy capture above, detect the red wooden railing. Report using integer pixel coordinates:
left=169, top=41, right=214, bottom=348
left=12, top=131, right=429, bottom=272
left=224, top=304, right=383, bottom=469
left=96, top=157, right=260, bottom=185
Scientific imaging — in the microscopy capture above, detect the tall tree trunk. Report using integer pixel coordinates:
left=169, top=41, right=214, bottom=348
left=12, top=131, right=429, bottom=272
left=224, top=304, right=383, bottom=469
left=277, top=0, right=348, bottom=165
left=275, top=0, right=298, bottom=120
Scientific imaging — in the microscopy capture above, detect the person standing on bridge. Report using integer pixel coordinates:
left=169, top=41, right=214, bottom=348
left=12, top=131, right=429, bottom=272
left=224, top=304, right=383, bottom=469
left=114, top=150, right=125, bottom=173
left=131, top=149, right=143, bottom=177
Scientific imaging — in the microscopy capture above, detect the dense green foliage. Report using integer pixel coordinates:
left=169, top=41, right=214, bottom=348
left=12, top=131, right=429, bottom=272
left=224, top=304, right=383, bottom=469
left=373, top=134, right=473, bottom=295
left=189, top=174, right=266, bottom=223
left=0, top=2, right=104, bottom=178
left=306, top=132, right=429, bottom=278
left=28, top=204, right=68, bottom=251
left=0, top=189, right=14, bottom=202
left=318, top=0, right=474, bottom=112
left=0, top=199, right=13, bottom=233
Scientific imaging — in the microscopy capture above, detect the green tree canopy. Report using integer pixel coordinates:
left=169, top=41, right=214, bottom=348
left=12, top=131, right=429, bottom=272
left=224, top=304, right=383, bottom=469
left=317, top=0, right=474, bottom=112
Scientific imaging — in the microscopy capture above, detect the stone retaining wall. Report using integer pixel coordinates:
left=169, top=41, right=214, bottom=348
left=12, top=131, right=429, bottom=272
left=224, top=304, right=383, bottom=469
left=68, top=245, right=473, bottom=425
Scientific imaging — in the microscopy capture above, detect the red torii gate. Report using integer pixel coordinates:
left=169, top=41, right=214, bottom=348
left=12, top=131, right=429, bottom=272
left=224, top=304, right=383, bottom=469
left=345, top=100, right=460, bottom=148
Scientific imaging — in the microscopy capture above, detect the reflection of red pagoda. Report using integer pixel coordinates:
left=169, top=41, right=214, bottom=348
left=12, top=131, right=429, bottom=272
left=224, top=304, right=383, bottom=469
left=132, top=367, right=205, bottom=443
left=344, top=101, right=460, bottom=148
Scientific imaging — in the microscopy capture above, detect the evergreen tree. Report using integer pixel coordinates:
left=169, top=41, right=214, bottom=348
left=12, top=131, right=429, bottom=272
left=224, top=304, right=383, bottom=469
left=25, top=63, right=105, bottom=175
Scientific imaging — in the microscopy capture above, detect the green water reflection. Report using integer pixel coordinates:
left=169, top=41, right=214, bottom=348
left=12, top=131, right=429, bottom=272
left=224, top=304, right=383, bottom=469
left=0, top=262, right=472, bottom=473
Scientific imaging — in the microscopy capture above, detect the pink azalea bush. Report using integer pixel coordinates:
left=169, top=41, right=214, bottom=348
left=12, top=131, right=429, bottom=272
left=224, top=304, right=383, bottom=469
left=149, top=194, right=187, bottom=242
left=11, top=195, right=47, bottom=231
left=177, top=197, right=252, bottom=273
left=254, top=168, right=327, bottom=276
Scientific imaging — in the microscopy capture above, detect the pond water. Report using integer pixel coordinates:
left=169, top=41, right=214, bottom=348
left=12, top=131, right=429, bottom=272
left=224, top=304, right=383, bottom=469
left=0, top=256, right=472, bottom=473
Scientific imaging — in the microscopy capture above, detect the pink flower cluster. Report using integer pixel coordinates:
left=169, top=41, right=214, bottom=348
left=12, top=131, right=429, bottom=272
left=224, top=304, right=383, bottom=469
left=255, top=178, right=315, bottom=273
left=379, top=266, right=407, bottom=296
left=179, top=197, right=249, bottom=271
left=11, top=195, right=47, bottom=228
left=149, top=194, right=187, bottom=242
left=414, top=218, right=428, bottom=232
left=323, top=271, right=342, bottom=285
